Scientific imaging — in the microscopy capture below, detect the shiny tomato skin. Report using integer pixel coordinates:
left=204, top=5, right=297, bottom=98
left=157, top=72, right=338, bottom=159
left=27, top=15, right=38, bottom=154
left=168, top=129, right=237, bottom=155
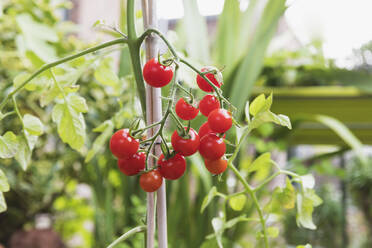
left=171, top=128, right=200, bottom=156
left=196, top=67, right=223, bottom=92
left=208, top=109, right=232, bottom=133
left=198, top=122, right=226, bottom=139
left=199, top=133, right=226, bottom=160
left=204, top=159, right=228, bottom=175
left=143, top=58, right=173, bottom=88
left=175, top=98, right=199, bottom=120
left=110, top=129, right=139, bottom=159
left=158, top=153, right=186, bottom=180
left=139, top=170, right=163, bottom=192
left=117, top=152, right=146, bottom=176
left=199, top=95, right=220, bottom=117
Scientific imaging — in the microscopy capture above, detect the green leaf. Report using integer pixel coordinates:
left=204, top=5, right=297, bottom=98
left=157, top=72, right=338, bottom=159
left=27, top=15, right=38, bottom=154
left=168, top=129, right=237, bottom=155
left=300, top=174, right=315, bottom=189
left=86, top=121, right=114, bottom=163
left=14, top=131, right=37, bottom=171
left=249, top=111, right=291, bottom=130
left=250, top=94, right=266, bottom=116
left=247, top=152, right=271, bottom=173
left=282, top=178, right=296, bottom=209
left=296, top=189, right=322, bottom=230
left=201, top=186, right=217, bottom=213
left=0, top=192, right=6, bottom=213
left=68, top=95, right=88, bottom=113
left=224, top=214, right=248, bottom=229
left=52, top=100, right=86, bottom=151
left=211, top=217, right=224, bottom=248
left=264, top=178, right=295, bottom=213
left=0, top=169, right=9, bottom=192
left=94, top=58, right=120, bottom=87
left=23, top=114, right=44, bottom=136
left=0, top=131, right=18, bottom=159
left=229, top=195, right=246, bottom=211
left=267, top=227, right=279, bottom=238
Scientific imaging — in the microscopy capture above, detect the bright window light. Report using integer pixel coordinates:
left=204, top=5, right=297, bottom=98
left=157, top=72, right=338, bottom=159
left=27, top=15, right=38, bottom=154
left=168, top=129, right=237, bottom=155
left=285, top=0, right=372, bottom=64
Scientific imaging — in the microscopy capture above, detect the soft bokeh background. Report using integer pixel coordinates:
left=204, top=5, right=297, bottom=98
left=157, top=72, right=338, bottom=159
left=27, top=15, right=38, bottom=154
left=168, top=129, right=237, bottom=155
left=1, top=0, right=372, bottom=247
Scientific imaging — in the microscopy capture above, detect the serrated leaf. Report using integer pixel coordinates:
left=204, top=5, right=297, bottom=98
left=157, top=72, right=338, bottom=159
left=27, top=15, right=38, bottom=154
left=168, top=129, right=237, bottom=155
left=23, top=114, right=44, bottom=136
left=15, top=136, right=31, bottom=170
left=249, top=94, right=265, bottom=116
left=229, top=195, right=246, bottom=211
left=0, top=131, right=18, bottom=159
left=85, top=121, right=114, bottom=162
left=201, top=186, right=217, bottom=213
left=94, top=58, right=120, bottom=87
left=211, top=217, right=224, bottom=248
left=264, top=178, right=296, bottom=213
left=267, top=227, right=279, bottom=238
left=296, top=193, right=316, bottom=230
left=249, top=111, right=291, bottom=130
left=0, top=169, right=9, bottom=192
left=0, top=192, right=6, bottom=213
left=52, top=101, right=86, bottom=151
left=247, top=152, right=271, bottom=173
left=282, top=177, right=296, bottom=209
left=68, top=95, right=88, bottom=113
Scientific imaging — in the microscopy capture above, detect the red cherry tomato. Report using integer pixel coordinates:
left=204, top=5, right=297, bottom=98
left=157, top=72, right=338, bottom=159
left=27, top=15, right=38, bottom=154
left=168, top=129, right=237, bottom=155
left=143, top=58, right=173, bottom=88
left=110, top=129, right=139, bottom=159
left=196, top=67, right=223, bottom=92
left=175, top=98, right=199, bottom=120
left=117, top=152, right=146, bottom=176
left=198, top=122, right=226, bottom=139
left=208, top=109, right=232, bottom=133
left=171, top=128, right=200, bottom=156
left=199, top=133, right=226, bottom=160
left=158, top=153, right=186, bottom=180
left=140, top=170, right=163, bottom=192
left=204, top=159, right=228, bottom=175
left=199, top=95, right=220, bottom=117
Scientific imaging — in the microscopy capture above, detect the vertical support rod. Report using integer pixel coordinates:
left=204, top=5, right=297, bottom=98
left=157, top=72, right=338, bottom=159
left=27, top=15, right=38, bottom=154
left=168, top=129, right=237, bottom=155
left=141, top=1, right=168, bottom=248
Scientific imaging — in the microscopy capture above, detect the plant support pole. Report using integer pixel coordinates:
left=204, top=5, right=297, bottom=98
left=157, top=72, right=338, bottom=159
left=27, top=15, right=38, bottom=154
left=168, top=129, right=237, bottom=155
left=141, top=1, right=168, bottom=248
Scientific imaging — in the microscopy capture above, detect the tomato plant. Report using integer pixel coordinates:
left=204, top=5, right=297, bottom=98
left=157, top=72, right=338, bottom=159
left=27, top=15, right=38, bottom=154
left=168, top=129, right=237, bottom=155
left=0, top=0, right=323, bottom=247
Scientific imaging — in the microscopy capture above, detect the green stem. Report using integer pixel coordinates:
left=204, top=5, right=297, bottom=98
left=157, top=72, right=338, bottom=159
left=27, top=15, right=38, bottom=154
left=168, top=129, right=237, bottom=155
left=106, top=225, right=146, bottom=248
left=0, top=38, right=128, bottom=111
left=228, top=163, right=269, bottom=248
left=138, top=28, right=179, bottom=58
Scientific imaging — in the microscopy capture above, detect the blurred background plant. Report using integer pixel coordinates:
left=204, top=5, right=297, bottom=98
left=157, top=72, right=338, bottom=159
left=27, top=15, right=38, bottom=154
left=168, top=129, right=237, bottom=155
left=0, top=0, right=372, bottom=247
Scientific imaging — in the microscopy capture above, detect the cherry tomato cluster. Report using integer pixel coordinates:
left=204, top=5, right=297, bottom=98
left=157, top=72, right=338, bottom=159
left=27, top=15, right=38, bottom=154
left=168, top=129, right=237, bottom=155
left=109, top=58, right=233, bottom=193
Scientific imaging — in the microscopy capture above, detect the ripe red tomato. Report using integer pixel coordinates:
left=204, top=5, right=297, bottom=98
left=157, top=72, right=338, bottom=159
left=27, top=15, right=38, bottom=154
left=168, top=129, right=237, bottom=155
left=140, top=170, right=163, bottom=192
left=158, top=153, right=186, bottom=180
left=199, top=95, right=220, bottom=116
left=199, top=133, right=226, bottom=160
left=171, top=128, right=199, bottom=156
left=198, top=122, right=226, bottom=139
left=204, top=159, right=228, bottom=175
left=208, top=109, right=232, bottom=133
left=117, top=152, right=146, bottom=176
left=175, top=98, right=199, bottom=120
left=110, top=129, right=139, bottom=159
left=143, top=58, right=173, bottom=88
left=196, top=67, right=223, bottom=92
